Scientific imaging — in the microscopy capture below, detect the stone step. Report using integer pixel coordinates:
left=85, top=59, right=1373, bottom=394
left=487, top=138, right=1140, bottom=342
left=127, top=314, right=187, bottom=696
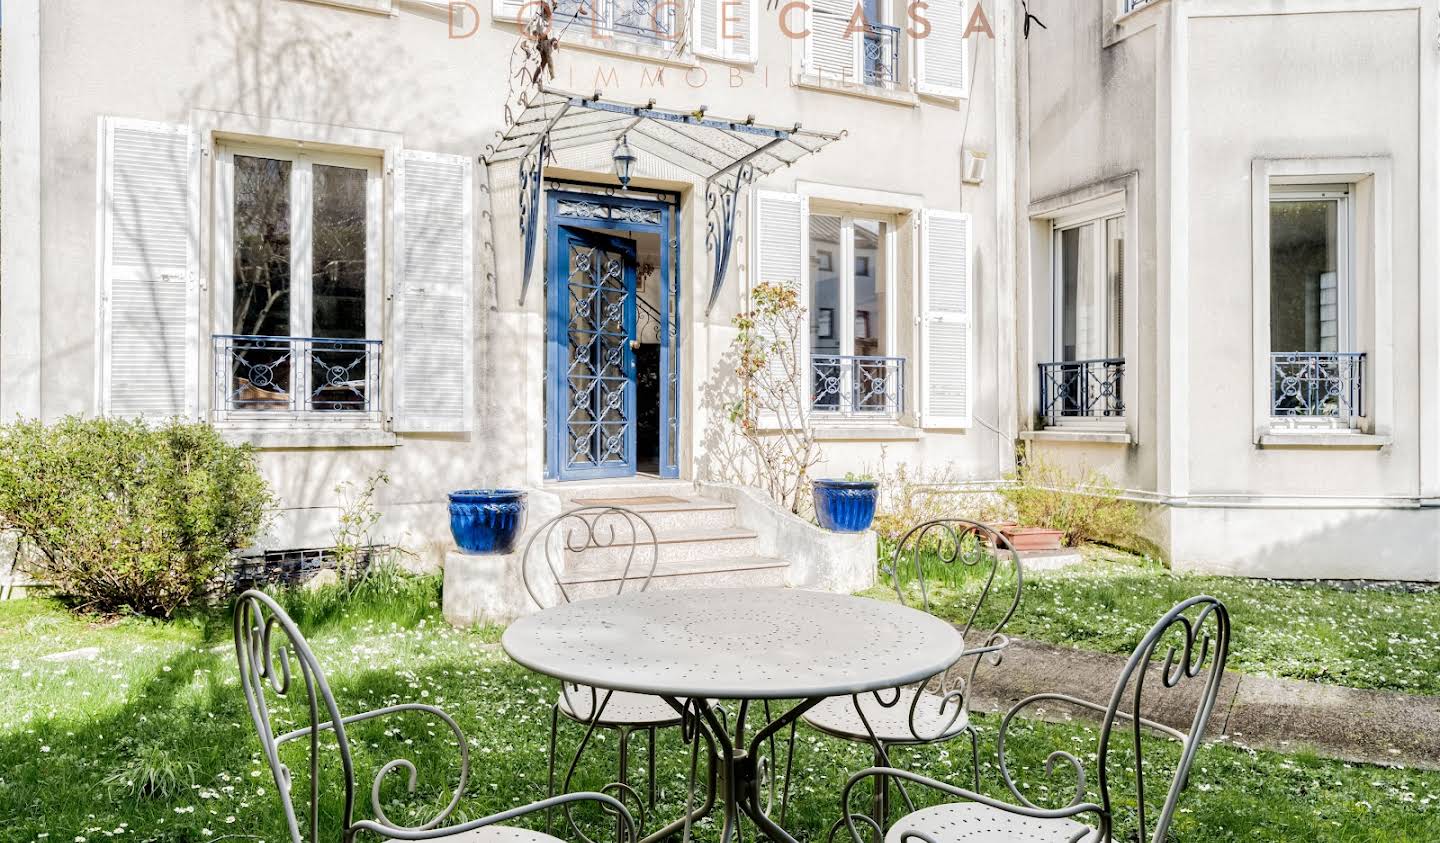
left=557, top=555, right=790, bottom=600
left=563, top=526, right=760, bottom=572
left=566, top=495, right=737, bottom=532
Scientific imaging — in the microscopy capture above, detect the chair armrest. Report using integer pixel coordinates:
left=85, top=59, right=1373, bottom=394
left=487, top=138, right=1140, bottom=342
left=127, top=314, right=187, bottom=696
left=840, top=767, right=1110, bottom=843
left=350, top=791, right=638, bottom=842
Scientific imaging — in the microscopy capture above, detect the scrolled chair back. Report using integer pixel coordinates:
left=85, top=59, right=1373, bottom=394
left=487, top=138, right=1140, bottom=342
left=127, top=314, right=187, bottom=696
left=860, top=519, right=1023, bottom=744
left=996, top=595, right=1232, bottom=843
left=233, top=589, right=471, bottom=843
left=520, top=505, right=660, bottom=610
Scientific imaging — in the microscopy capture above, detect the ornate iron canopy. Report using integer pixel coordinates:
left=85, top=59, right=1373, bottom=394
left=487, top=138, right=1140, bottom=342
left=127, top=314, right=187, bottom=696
left=484, top=87, right=844, bottom=313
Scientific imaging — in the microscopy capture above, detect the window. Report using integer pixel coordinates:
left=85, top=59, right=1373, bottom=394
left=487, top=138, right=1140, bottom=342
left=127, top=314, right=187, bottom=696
left=1039, top=212, right=1125, bottom=425
left=809, top=212, right=900, bottom=415
left=215, top=144, right=383, bottom=423
left=1268, top=184, right=1362, bottom=426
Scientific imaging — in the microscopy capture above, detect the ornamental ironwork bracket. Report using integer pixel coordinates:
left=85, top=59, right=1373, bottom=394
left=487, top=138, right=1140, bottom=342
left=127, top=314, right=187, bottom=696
left=516, top=101, right=571, bottom=306
left=704, top=136, right=785, bottom=315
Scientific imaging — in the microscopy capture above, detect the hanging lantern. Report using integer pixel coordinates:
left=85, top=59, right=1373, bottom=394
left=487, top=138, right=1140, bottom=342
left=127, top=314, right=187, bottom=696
left=612, top=134, right=637, bottom=189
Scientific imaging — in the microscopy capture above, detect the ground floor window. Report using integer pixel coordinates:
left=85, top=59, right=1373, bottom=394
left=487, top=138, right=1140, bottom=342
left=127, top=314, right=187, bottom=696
left=214, top=144, right=383, bottom=422
left=1039, top=210, right=1125, bottom=426
left=809, top=211, right=902, bottom=416
left=1268, top=183, right=1363, bottom=426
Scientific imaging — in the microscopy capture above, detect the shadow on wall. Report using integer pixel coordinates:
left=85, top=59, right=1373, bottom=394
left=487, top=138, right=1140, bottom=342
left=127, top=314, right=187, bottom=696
left=1173, top=504, right=1440, bottom=582
left=696, top=346, right=761, bottom=488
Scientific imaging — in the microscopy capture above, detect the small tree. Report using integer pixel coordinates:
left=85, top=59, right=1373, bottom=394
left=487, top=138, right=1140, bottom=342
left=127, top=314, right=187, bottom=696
left=729, top=282, right=821, bottom=515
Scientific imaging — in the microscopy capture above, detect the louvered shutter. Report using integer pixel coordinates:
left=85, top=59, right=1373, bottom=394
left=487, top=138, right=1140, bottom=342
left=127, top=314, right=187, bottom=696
left=916, top=0, right=967, bottom=98
left=393, top=150, right=474, bottom=433
left=695, top=0, right=756, bottom=61
left=807, top=0, right=858, bottom=81
left=98, top=118, right=199, bottom=420
left=751, top=191, right=809, bottom=429
left=695, top=0, right=720, bottom=54
left=920, top=210, right=972, bottom=428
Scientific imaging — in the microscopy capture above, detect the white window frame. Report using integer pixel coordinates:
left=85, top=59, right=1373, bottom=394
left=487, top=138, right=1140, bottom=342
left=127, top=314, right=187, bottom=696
left=808, top=205, right=900, bottom=417
left=1250, top=157, right=1393, bottom=443
left=1050, top=210, right=1125, bottom=366
left=1267, top=184, right=1354, bottom=358
left=213, top=141, right=384, bottom=427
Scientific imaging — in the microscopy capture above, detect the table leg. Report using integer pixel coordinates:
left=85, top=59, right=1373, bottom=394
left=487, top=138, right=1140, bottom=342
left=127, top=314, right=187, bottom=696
left=651, top=696, right=819, bottom=843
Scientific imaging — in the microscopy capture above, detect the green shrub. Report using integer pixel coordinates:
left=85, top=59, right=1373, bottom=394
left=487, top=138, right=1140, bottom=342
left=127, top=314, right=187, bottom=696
left=998, top=452, right=1142, bottom=548
left=0, top=416, right=273, bottom=617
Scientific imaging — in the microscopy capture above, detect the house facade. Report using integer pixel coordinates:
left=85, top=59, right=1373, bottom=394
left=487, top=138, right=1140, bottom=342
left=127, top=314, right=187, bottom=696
left=2, top=0, right=1437, bottom=581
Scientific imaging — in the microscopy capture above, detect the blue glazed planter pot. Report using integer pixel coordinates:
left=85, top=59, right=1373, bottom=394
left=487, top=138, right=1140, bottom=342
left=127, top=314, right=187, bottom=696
left=812, top=480, right=879, bottom=533
left=448, top=489, right=528, bottom=555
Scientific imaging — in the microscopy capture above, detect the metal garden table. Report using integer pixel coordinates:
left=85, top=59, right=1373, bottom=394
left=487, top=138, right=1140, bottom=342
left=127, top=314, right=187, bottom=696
left=502, top=587, right=965, bottom=843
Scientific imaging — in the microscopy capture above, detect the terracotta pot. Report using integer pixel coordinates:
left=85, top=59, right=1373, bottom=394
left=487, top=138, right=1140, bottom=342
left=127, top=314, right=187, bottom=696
left=998, top=525, right=1065, bottom=552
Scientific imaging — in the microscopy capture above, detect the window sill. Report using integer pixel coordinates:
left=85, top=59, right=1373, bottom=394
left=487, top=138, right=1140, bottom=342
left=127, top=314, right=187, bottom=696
left=1258, top=432, right=1391, bottom=450
left=792, top=72, right=918, bottom=107
left=1105, top=0, right=1167, bottom=47
left=220, top=428, right=399, bottom=450
left=1020, top=429, right=1133, bottom=445
left=813, top=424, right=921, bottom=441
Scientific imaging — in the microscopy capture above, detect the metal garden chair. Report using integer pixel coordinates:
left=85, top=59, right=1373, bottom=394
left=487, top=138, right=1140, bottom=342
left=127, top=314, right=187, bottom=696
left=521, top=506, right=715, bottom=836
left=798, top=518, right=1022, bottom=828
left=233, top=589, right=637, bottom=843
left=841, top=595, right=1232, bottom=843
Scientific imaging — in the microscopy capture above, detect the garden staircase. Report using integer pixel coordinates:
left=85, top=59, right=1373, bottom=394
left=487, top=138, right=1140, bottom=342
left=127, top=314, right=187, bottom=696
left=551, top=482, right=791, bottom=598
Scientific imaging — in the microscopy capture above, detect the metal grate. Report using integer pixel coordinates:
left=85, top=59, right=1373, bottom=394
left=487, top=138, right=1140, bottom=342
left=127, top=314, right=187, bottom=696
left=1038, top=358, right=1125, bottom=426
left=812, top=354, right=905, bottom=416
left=1271, top=352, right=1364, bottom=425
left=213, top=334, right=383, bottom=422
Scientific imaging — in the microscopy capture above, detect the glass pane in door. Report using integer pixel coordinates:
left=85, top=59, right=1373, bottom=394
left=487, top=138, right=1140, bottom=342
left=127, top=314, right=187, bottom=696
left=1058, top=222, right=1100, bottom=361
left=231, top=155, right=292, bottom=411
left=1270, top=199, right=1339, bottom=353
left=810, top=213, right=843, bottom=410
left=311, top=164, right=370, bottom=412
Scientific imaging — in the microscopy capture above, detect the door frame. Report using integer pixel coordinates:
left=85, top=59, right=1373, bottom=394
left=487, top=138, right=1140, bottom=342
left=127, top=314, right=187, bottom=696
left=544, top=188, right=679, bottom=480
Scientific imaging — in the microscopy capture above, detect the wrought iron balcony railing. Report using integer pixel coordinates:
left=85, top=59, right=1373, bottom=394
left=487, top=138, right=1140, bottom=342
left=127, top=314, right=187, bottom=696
left=213, top=335, right=382, bottom=421
left=1271, top=352, right=1364, bottom=425
left=552, top=0, right=678, bottom=41
left=1038, top=358, right=1125, bottom=426
left=812, top=354, right=905, bottom=416
left=862, top=23, right=901, bottom=86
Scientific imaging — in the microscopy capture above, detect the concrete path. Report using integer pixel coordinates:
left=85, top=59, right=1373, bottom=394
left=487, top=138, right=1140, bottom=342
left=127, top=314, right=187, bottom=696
left=967, top=637, right=1440, bottom=771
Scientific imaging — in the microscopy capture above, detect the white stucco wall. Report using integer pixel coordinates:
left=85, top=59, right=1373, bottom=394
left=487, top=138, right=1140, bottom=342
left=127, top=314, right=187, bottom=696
left=2, top=0, right=1016, bottom=562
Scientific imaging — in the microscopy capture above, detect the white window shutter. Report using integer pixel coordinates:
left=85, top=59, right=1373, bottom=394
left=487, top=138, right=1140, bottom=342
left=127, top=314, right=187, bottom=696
left=694, top=0, right=720, bottom=55
left=916, top=0, right=967, bottom=98
left=393, top=150, right=474, bottom=433
left=750, top=190, right=809, bottom=429
left=97, top=117, right=199, bottom=420
left=696, top=0, right=756, bottom=61
left=920, top=209, right=972, bottom=428
left=807, top=0, right=858, bottom=81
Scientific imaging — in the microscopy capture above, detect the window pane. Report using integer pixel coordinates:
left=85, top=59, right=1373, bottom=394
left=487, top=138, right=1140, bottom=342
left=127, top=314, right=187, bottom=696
left=233, top=155, right=292, bottom=337
left=1058, top=222, right=1099, bottom=360
left=853, top=218, right=886, bottom=357
left=1105, top=217, right=1124, bottom=359
left=312, top=164, right=369, bottom=339
left=1270, top=199, right=1339, bottom=353
left=810, top=214, right=843, bottom=410
left=231, top=155, right=292, bottom=412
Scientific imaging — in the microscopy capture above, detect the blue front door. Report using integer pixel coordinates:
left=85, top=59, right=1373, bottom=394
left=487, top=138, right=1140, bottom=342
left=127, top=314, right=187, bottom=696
left=550, top=226, right=638, bottom=480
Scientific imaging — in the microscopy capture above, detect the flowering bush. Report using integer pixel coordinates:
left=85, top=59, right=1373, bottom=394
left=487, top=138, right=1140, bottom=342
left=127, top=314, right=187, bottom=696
left=0, top=416, right=272, bottom=616
left=998, top=452, right=1142, bottom=549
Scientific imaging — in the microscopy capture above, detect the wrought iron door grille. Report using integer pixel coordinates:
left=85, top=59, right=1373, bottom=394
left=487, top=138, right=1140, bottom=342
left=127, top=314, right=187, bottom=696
left=213, top=335, right=382, bottom=421
left=1038, top=358, right=1125, bottom=426
left=863, top=23, right=901, bottom=86
left=812, top=355, right=905, bottom=415
left=1271, top=352, right=1364, bottom=424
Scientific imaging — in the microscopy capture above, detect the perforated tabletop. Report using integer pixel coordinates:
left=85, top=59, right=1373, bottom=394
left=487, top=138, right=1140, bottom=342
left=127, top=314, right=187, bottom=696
left=502, top=588, right=964, bottom=700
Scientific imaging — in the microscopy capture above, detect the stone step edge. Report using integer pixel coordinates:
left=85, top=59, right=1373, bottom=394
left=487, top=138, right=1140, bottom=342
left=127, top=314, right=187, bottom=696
left=564, top=526, right=758, bottom=548
left=559, top=555, right=790, bottom=585
left=564, top=496, right=737, bottom=515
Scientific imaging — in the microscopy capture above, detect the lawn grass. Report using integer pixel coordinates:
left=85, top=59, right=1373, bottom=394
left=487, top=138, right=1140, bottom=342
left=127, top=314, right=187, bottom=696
left=3, top=579, right=1439, bottom=842
left=861, top=547, right=1440, bottom=696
